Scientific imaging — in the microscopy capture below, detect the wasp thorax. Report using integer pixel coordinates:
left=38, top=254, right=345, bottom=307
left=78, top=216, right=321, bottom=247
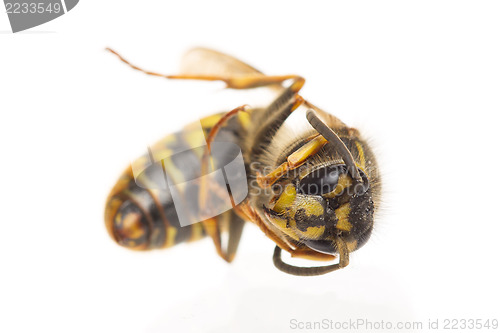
left=264, top=164, right=374, bottom=255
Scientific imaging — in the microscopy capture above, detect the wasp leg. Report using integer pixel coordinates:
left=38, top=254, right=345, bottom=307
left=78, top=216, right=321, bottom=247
left=201, top=217, right=225, bottom=260
left=198, top=179, right=240, bottom=262
left=257, top=134, right=328, bottom=188
left=225, top=211, right=246, bottom=263
left=199, top=105, right=250, bottom=212
left=256, top=80, right=304, bottom=126
left=235, top=202, right=297, bottom=254
left=166, top=74, right=304, bottom=90
left=253, top=77, right=305, bottom=136
left=197, top=105, right=250, bottom=263
left=203, top=106, right=249, bottom=153
left=106, top=48, right=304, bottom=90
left=256, top=161, right=290, bottom=188
left=273, top=239, right=349, bottom=276
left=287, top=135, right=328, bottom=168
left=200, top=211, right=245, bottom=263
left=235, top=200, right=342, bottom=272
left=251, top=80, right=305, bottom=153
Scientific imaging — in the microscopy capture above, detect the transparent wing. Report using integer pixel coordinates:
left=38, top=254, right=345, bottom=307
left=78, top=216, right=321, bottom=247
left=180, top=47, right=264, bottom=76
left=179, top=47, right=283, bottom=92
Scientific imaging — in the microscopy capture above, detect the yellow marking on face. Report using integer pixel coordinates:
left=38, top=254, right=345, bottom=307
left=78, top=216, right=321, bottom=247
left=300, top=226, right=326, bottom=240
left=270, top=215, right=288, bottom=231
left=355, top=141, right=366, bottom=170
left=165, top=226, right=178, bottom=247
left=273, top=184, right=296, bottom=213
left=335, top=203, right=352, bottom=231
left=189, top=222, right=204, bottom=242
left=297, top=198, right=324, bottom=217
left=287, top=135, right=327, bottom=168
left=264, top=209, right=300, bottom=241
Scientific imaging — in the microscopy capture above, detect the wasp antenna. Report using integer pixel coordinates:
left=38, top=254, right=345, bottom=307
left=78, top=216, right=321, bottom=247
left=273, top=244, right=349, bottom=276
left=305, top=110, right=362, bottom=183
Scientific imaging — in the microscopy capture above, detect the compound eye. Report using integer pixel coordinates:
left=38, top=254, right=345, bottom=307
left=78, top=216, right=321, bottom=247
left=298, top=165, right=346, bottom=195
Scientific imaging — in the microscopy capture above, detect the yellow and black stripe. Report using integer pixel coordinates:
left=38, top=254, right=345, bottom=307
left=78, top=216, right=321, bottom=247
left=104, top=112, right=249, bottom=251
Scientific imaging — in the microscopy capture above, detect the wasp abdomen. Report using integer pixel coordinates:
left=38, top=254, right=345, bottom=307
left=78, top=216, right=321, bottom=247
left=104, top=113, right=246, bottom=251
left=105, top=167, right=207, bottom=251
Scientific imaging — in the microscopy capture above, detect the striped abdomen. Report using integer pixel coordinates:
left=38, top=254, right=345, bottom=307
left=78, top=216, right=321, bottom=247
left=104, top=165, right=207, bottom=250
left=104, top=113, right=248, bottom=250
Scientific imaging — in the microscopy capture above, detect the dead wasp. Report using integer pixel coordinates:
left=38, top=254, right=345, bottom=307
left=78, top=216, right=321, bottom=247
left=104, top=48, right=381, bottom=276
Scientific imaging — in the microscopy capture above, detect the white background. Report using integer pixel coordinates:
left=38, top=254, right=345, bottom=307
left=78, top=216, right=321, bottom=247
left=1, top=1, right=499, bottom=332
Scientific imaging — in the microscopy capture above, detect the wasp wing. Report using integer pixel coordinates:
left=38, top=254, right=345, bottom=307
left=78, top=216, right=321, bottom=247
left=179, top=47, right=283, bottom=92
left=180, top=47, right=264, bottom=76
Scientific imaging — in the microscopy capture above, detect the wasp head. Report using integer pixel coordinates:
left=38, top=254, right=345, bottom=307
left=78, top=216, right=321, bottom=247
left=263, top=163, right=374, bottom=255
